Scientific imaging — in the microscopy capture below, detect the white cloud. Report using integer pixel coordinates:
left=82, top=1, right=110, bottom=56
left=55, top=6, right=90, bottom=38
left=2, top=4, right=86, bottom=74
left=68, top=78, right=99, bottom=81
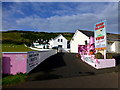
left=14, top=13, right=104, bottom=32
left=2, top=2, right=118, bottom=34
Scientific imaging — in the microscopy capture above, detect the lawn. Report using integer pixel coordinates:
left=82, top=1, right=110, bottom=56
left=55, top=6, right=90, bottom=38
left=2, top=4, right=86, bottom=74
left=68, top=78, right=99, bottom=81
left=2, top=44, right=36, bottom=52
left=2, top=73, right=28, bottom=86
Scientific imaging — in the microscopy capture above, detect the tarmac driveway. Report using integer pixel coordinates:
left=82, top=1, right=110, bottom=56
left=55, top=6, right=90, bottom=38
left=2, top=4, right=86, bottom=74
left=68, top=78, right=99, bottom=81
left=3, top=53, right=119, bottom=88
left=27, top=53, right=118, bottom=81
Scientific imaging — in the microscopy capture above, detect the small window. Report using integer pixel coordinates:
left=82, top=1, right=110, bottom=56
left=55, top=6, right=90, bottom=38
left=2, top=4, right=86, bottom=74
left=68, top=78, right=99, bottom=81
left=85, top=40, right=87, bottom=45
left=58, top=39, right=60, bottom=42
left=61, top=39, right=63, bottom=42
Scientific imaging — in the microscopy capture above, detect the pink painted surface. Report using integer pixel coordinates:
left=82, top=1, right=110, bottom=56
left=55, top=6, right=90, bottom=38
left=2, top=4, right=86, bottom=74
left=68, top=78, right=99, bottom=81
left=2, top=53, right=27, bottom=75
left=78, top=36, right=116, bottom=69
left=89, top=36, right=94, bottom=45
left=80, top=55, right=115, bottom=69
left=78, top=36, right=95, bottom=55
left=95, top=59, right=116, bottom=69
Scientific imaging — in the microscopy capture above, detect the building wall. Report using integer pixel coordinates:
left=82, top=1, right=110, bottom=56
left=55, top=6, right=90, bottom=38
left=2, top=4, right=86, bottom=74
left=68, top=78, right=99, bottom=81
left=114, top=41, right=120, bottom=53
left=33, top=42, right=39, bottom=46
left=49, top=35, right=68, bottom=49
left=70, top=30, right=120, bottom=53
left=49, top=39, right=54, bottom=48
left=27, top=50, right=57, bottom=73
left=107, top=41, right=120, bottom=53
left=2, top=53, right=27, bottom=75
left=107, top=42, right=114, bottom=52
left=111, top=42, right=116, bottom=52
left=2, top=50, right=57, bottom=75
left=53, top=35, right=67, bottom=48
left=70, top=30, right=89, bottom=53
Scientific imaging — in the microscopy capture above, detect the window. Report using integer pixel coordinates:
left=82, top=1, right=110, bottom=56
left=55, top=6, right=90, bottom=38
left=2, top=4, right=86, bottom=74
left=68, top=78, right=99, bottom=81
left=58, top=39, right=60, bottom=42
left=85, top=40, right=87, bottom=45
left=61, top=39, right=63, bottom=42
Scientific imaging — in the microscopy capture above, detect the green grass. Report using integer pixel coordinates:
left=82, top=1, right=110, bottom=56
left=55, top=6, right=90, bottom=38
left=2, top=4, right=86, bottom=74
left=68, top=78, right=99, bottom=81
left=2, top=73, right=28, bottom=86
left=2, top=44, right=36, bottom=52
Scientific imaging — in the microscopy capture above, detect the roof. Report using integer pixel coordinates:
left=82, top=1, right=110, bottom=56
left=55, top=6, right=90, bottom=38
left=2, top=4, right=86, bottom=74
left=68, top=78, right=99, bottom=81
left=78, top=29, right=94, bottom=37
left=78, top=29, right=120, bottom=41
left=53, top=34, right=68, bottom=41
left=107, top=33, right=120, bottom=40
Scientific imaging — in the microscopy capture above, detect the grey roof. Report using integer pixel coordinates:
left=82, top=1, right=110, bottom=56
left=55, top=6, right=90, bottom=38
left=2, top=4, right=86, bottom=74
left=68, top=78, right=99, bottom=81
left=53, top=34, right=68, bottom=41
left=107, top=33, right=120, bottom=40
left=78, top=29, right=120, bottom=41
left=78, top=29, right=94, bottom=37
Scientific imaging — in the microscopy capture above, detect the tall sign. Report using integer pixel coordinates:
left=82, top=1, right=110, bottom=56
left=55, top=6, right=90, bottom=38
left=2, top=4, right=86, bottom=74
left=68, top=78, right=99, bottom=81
left=94, top=20, right=107, bottom=50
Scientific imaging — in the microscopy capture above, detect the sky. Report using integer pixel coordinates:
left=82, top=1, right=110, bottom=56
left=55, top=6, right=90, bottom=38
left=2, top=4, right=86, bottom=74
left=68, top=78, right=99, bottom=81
left=2, top=2, right=119, bottom=34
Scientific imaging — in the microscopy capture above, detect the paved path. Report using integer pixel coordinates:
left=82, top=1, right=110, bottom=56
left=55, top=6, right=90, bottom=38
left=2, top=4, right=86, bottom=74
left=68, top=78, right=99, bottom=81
left=3, top=53, right=119, bottom=88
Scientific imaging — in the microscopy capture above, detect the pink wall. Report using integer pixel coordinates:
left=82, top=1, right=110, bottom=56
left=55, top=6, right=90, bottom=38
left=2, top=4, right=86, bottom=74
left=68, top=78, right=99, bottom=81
left=2, top=52, right=27, bottom=75
left=80, top=55, right=115, bottom=69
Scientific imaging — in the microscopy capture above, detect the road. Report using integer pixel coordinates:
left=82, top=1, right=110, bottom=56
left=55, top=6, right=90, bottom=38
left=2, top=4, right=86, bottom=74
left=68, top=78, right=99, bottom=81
left=3, top=53, right=119, bottom=88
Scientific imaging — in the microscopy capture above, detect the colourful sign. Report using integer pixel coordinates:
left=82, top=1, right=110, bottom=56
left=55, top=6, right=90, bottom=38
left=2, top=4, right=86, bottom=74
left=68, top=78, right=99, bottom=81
left=94, top=20, right=107, bottom=50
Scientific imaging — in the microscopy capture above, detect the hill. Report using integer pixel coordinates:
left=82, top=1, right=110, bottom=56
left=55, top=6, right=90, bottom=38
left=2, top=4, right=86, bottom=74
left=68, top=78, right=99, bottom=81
left=2, top=30, right=74, bottom=46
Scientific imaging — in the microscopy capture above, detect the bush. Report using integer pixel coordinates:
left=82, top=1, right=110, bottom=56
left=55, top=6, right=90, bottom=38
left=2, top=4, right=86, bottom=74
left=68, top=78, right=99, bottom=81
left=106, top=53, right=113, bottom=59
left=95, top=52, right=103, bottom=59
left=95, top=52, right=113, bottom=59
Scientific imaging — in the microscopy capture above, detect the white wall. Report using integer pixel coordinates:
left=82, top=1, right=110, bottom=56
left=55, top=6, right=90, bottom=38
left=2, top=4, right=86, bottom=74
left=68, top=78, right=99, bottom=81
left=49, top=35, right=68, bottom=49
left=33, top=42, right=39, bottom=46
left=27, top=50, right=57, bottom=73
left=34, top=45, right=44, bottom=48
left=53, top=35, right=67, bottom=48
left=49, top=39, right=54, bottom=48
left=107, top=41, right=120, bottom=53
left=114, top=41, right=120, bottom=53
left=107, top=42, right=114, bottom=52
left=111, top=42, right=116, bottom=52
left=70, top=30, right=89, bottom=53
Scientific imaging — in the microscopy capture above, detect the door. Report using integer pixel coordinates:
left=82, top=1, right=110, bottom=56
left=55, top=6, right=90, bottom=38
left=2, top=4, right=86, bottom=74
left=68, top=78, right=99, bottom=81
left=2, top=57, right=11, bottom=74
left=58, top=45, right=62, bottom=48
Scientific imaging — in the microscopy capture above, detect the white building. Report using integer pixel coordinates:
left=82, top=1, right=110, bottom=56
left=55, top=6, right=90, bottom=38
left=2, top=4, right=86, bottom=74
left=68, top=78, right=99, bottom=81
left=70, top=29, right=120, bottom=53
left=48, top=34, right=68, bottom=49
left=33, top=42, right=49, bottom=49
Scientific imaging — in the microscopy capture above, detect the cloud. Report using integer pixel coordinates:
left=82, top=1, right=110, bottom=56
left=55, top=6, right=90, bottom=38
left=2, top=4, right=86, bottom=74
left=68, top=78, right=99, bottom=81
left=2, top=2, right=118, bottom=34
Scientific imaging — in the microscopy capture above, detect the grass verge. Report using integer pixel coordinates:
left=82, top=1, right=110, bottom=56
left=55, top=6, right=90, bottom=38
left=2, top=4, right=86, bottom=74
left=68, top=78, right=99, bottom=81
left=2, top=73, right=28, bottom=86
left=2, top=44, right=36, bottom=52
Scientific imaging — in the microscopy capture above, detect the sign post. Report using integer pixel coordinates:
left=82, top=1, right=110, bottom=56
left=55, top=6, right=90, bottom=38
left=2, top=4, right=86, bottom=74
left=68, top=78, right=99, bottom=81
left=94, top=20, right=107, bottom=59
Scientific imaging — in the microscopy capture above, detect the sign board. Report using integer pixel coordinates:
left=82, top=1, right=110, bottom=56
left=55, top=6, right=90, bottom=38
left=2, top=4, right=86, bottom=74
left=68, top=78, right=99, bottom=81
left=82, top=55, right=94, bottom=63
left=94, top=20, right=107, bottom=50
left=27, top=51, right=40, bottom=73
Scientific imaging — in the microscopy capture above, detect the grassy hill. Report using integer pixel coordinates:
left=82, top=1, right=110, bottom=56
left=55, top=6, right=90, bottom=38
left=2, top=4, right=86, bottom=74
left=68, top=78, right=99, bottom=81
left=2, top=44, right=36, bottom=52
left=2, top=30, right=74, bottom=45
left=1, top=30, right=74, bottom=52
